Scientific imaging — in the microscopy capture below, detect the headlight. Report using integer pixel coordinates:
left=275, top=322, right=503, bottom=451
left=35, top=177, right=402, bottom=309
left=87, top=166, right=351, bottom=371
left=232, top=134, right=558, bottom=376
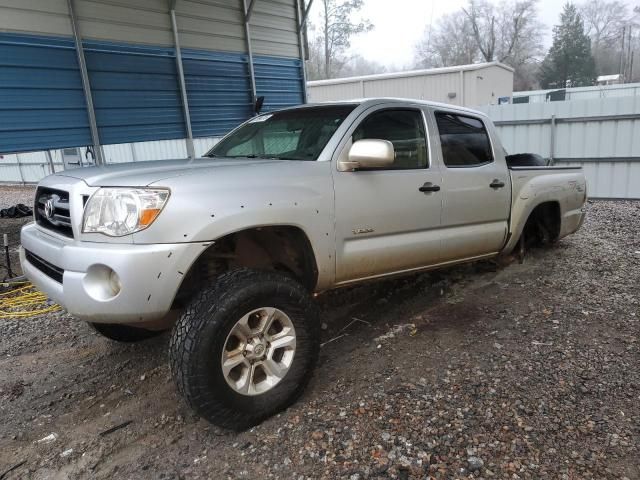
left=82, top=188, right=170, bottom=237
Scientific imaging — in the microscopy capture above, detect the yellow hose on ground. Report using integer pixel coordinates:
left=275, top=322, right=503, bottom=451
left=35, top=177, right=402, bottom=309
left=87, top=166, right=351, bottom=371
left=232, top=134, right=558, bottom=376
left=0, top=282, right=61, bottom=318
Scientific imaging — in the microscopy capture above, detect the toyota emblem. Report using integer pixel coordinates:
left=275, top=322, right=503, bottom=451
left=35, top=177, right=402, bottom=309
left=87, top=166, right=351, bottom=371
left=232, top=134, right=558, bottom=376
left=44, top=198, right=55, bottom=219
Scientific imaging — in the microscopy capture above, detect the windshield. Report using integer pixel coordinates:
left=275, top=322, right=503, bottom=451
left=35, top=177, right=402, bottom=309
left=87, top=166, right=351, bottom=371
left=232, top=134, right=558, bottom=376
left=207, top=105, right=357, bottom=160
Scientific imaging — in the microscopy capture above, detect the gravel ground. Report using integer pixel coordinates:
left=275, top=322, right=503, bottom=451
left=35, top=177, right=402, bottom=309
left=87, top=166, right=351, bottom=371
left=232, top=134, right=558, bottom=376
left=0, top=199, right=638, bottom=480
left=0, top=186, right=35, bottom=280
left=0, top=185, right=35, bottom=210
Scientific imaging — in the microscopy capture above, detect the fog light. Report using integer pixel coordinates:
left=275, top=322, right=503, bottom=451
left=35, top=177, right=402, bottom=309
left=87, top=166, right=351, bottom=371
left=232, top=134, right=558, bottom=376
left=83, top=264, right=122, bottom=301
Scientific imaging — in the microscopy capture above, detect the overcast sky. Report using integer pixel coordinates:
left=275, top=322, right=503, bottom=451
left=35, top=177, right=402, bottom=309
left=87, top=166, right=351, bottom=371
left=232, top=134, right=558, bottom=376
left=308, top=0, right=640, bottom=69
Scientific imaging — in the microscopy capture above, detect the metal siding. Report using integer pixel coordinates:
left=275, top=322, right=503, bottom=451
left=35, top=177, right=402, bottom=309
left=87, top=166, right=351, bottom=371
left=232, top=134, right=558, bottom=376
left=175, top=0, right=246, bottom=53
left=75, top=0, right=174, bottom=46
left=471, top=65, right=513, bottom=107
left=0, top=31, right=303, bottom=151
left=0, top=0, right=72, bottom=36
left=0, top=0, right=304, bottom=153
left=0, top=33, right=92, bottom=153
left=0, top=137, right=221, bottom=183
left=0, top=164, right=26, bottom=183
left=250, top=0, right=300, bottom=58
left=514, top=83, right=640, bottom=103
left=182, top=48, right=253, bottom=137
left=479, top=97, right=640, bottom=199
left=73, top=0, right=300, bottom=59
left=193, top=136, right=219, bottom=155
left=307, top=65, right=513, bottom=107
left=307, top=81, right=362, bottom=102
left=0, top=0, right=303, bottom=60
left=83, top=39, right=187, bottom=144
left=254, top=55, right=304, bottom=111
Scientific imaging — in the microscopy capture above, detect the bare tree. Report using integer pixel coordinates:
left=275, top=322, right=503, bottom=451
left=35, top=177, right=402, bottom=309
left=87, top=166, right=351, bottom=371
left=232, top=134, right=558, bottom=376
left=340, top=55, right=387, bottom=77
left=578, top=0, right=640, bottom=77
left=414, top=0, right=543, bottom=88
left=307, top=34, right=386, bottom=80
left=307, top=0, right=373, bottom=79
left=414, top=11, right=480, bottom=68
left=463, top=0, right=543, bottom=65
left=580, top=0, right=628, bottom=49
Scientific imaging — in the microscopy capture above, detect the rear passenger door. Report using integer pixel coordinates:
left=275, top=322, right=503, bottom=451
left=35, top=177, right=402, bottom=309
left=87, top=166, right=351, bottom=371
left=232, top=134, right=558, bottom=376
left=431, top=110, right=511, bottom=261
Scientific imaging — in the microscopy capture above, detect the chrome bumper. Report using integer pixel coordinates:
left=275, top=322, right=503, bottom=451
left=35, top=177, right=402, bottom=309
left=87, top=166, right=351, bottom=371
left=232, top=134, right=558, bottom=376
left=20, top=223, right=206, bottom=324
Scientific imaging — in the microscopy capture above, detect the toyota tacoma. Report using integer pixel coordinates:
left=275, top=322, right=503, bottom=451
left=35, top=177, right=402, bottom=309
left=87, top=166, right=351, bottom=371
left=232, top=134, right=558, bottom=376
left=20, top=99, right=587, bottom=429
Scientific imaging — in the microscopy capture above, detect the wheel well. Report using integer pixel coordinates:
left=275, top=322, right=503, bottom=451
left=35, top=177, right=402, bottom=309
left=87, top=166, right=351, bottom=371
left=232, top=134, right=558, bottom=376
left=521, top=201, right=561, bottom=246
left=172, top=226, right=318, bottom=309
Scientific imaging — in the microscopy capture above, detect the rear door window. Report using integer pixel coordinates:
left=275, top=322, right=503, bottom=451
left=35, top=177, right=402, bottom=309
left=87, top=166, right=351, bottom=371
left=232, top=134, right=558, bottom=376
left=435, top=112, right=493, bottom=167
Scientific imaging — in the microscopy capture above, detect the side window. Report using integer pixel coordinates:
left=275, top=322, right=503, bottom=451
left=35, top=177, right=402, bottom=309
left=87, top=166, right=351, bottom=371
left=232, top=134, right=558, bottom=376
left=352, top=109, right=428, bottom=169
left=435, top=112, right=494, bottom=167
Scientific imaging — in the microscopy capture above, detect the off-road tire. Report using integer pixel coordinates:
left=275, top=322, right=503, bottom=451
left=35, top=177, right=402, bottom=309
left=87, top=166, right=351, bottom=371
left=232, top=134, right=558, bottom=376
left=89, top=322, right=164, bottom=342
left=169, top=268, right=320, bottom=430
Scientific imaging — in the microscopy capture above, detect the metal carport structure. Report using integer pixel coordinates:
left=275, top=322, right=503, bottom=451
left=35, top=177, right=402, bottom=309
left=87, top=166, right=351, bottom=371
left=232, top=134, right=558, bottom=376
left=0, top=0, right=315, bottom=164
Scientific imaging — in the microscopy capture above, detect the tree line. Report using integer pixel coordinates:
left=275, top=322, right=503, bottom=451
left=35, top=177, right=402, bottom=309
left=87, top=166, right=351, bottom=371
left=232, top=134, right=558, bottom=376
left=307, top=0, right=640, bottom=91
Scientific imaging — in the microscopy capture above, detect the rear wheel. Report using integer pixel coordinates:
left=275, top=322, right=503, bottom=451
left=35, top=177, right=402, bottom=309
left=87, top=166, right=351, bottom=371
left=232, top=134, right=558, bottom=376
left=169, top=268, right=319, bottom=430
left=89, top=323, right=164, bottom=342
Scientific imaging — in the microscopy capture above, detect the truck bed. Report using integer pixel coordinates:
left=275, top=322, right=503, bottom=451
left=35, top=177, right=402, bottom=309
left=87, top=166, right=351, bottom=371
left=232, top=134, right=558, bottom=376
left=504, top=165, right=586, bottom=253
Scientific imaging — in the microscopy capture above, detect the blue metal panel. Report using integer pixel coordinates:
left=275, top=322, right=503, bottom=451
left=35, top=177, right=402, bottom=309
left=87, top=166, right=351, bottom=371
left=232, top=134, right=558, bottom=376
left=0, top=33, right=304, bottom=153
left=0, top=33, right=91, bottom=153
left=83, top=40, right=187, bottom=145
left=183, top=50, right=305, bottom=137
left=254, top=56, right=304, bottom=112
left=182, top=48, right=253, bottom=138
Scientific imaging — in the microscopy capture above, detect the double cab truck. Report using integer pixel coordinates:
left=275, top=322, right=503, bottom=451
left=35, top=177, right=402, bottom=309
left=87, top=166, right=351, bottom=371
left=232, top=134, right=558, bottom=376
left=20, top=99, right=587, bottom=429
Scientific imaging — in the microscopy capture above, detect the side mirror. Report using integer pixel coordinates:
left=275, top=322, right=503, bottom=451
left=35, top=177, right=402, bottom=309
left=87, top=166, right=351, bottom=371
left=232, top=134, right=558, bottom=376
left=338, top=139, right=395, bottom=171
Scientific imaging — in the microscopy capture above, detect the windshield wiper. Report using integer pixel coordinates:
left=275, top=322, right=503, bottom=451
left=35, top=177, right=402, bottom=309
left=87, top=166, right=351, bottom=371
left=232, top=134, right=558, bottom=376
left=261, top=155, right=299, bottom=160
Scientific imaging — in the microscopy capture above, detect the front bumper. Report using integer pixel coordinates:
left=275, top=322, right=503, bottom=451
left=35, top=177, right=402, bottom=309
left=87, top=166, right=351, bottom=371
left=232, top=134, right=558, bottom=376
left=20, top=223, right=206, bottom=324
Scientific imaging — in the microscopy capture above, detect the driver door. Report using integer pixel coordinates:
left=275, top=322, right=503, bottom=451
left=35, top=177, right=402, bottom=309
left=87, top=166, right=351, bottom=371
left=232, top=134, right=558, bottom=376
left=332, top=106, right=443, bottom=284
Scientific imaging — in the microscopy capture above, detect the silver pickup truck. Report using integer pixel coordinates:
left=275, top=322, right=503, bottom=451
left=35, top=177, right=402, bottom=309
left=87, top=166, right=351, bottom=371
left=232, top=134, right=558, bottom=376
left=20, top=98, right=587, bottom=429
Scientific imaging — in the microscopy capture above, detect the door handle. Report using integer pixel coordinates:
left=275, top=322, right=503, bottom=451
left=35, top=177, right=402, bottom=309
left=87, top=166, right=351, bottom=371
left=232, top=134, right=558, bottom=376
left=419, top=182, right=440, bottom=193
left=490, top=179, right=505, bottom=189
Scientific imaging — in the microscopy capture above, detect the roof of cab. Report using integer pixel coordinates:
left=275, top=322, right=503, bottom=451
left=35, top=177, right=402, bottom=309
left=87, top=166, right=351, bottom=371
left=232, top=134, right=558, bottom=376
left=284, top=97, right=488, bottom=118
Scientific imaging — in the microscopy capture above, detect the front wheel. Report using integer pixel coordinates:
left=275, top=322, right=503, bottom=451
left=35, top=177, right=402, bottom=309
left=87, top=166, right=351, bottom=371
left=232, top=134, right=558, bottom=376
left=169, top=269, right=319, bottom=430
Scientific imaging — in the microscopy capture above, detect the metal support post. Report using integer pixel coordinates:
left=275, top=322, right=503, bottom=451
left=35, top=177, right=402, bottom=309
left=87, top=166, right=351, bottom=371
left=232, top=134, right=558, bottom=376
left=67, top=0, right=104, bottom=165
left=296, top=0, right=309, bottom=103
left=4, top=234, right=14, bottom=278
left=15, top=154, right=26, bottom=184
left=243, top=0, right=258, bottom=107
left=245, top=0, right=257, bottom=22
left=45, top=150, right=56, bottom=174
left=170, top=6, right=196, bottom=159
left=299, top=0, right=314, bottom=31
left=549, top=114, right=556, bottom=163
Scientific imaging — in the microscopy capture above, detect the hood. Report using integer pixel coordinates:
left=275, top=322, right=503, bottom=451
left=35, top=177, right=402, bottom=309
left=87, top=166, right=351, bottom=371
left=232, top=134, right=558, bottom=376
left=55, top=157, right=284, bottom=187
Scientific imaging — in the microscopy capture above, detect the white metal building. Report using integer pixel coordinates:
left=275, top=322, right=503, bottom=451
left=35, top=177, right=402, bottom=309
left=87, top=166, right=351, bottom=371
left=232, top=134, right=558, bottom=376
left=306, top=62, right=515, bottom=107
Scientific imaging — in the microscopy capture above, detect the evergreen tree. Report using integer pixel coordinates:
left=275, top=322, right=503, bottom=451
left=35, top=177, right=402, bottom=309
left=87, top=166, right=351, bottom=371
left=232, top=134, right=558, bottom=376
left=539, top=3, right=597, bottom=88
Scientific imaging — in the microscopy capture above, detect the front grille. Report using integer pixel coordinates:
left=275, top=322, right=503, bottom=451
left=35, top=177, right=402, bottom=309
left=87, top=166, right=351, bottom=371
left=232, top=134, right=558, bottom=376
left=25, top=249, right=64, bottom=283
left=34, top=187, right=73, bottom=238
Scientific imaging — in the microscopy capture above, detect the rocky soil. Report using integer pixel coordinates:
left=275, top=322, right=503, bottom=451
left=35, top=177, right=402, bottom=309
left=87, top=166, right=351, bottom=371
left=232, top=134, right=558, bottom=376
left=0, top=198, right=638, bottom=479
left=0, top=185, right=35, bottom=281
